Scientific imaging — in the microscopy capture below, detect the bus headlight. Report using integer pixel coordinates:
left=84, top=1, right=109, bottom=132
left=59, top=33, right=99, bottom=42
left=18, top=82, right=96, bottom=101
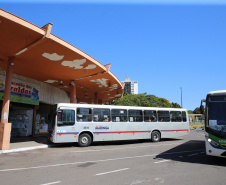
left=207, top=138, right=220, bottom=147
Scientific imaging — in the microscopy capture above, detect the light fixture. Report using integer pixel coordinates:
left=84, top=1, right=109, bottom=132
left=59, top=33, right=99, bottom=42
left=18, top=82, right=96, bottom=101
left=58, top=80, right=64, bottom=88
left=84, top=92, right=88, bottom=98
left=71, top=80, right=75, bottom=86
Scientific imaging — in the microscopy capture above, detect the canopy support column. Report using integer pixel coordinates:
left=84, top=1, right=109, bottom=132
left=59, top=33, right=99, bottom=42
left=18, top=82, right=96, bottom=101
left=0, top=57, right=14, bottom=150
left=94, top=92, right=98, bottom=104
left=70, top=81, right=77, bottom=103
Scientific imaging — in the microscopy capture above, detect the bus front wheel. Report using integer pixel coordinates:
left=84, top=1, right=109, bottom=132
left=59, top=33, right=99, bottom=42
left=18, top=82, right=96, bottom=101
left=78, top=133, right=92, bottom=147
left=151, top=131, right=160, bottom=142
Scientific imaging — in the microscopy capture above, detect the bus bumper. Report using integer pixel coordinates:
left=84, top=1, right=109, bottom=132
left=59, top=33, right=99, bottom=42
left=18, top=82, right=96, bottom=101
left=205, top=137, right=226, bottom=158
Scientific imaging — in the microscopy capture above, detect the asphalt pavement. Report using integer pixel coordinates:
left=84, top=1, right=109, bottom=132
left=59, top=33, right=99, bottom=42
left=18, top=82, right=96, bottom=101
left=0, top=129, right=225, bottom=185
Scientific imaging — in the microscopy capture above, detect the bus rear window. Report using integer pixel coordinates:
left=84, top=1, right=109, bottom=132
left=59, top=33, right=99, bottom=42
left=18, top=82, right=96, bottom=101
left=57, top=110, right=75, bottom=126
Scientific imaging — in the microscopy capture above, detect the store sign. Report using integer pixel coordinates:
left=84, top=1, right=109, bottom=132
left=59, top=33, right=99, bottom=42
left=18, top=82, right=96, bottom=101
left=0, top=75, right=40, bottom=105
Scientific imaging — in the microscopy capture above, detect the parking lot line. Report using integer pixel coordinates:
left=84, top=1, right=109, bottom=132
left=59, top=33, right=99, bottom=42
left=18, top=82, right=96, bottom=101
left=95, top=168, right=129, bottom=176
left=40, top=181, right=61, bottom=185
left=154, top=160, right=171, bottom=164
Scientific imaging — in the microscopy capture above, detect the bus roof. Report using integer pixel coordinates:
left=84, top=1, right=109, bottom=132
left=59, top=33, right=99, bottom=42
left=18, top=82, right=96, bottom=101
left=208, top=90, right=226, bottom=96
left=56, top=103, right=187, bottom=111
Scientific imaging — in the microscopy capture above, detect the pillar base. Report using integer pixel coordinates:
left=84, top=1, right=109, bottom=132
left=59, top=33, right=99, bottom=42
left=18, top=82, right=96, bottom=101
left=0, top=123, right=12, bottom=150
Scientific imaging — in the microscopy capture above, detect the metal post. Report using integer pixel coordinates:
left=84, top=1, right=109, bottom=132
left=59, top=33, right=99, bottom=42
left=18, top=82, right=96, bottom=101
left=180, top=87, right=183, bottom=108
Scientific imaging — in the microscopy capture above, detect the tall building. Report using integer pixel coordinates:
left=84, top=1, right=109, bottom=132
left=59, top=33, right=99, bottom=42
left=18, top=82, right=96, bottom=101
left=121, top=76, right=138, bottom=95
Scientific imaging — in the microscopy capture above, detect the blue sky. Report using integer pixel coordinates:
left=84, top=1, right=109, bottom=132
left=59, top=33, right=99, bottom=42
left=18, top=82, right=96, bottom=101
left=1, top=0, right=226, bottom=110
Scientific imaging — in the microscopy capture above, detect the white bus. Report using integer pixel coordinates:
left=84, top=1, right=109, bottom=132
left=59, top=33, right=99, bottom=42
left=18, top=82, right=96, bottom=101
left=200, top=90, right=226, bottom=157
left=50, top=103, right=190, bottom=147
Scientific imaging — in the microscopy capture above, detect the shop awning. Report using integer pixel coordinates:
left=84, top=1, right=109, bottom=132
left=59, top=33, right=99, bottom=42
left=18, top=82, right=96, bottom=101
left=0, top=9, right=123, bottom=104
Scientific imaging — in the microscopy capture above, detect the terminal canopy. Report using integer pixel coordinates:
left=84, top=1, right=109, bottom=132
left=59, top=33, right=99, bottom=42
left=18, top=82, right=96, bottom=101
left=0, top=9, right=123, bottom=103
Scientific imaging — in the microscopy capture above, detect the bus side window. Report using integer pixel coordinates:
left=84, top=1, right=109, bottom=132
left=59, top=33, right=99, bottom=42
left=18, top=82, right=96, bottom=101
left=57, top=110, right=75, bottom=126
left=158, top=111, right=170, bottom=122
left=112, top=109, right=127, bottom=122
left=128, top=110, right=143, bottom=122
left=144, top=110, right=157, bottom=122
left=93, top=108, right=110, bottom=122
left=77, top=108, right=92, bottom=122
left=170, top=111, right=182, bottom=122
left=182, top=111, right=187, bottom=122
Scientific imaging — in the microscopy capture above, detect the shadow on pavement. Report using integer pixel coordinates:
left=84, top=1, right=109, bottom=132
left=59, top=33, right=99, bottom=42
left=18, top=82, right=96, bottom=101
left=155, top=140, right=226, bottom=167
left=10, top=136, right=50, bottom=145
left=49, top=138, right=183, bottom=148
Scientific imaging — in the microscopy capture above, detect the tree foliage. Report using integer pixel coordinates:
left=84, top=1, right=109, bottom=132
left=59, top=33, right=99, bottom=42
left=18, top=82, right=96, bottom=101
left=193, top=107, right=201, bottom=114
left=109, top=93, right=180, bottom=108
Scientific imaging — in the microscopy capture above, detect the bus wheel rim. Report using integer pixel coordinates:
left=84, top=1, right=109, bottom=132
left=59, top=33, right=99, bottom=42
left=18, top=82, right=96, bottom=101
left=81, top=137, right=88, bottom=144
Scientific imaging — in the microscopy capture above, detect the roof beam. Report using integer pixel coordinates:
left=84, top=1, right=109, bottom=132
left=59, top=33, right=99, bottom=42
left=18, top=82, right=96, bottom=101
left=75, top=64, right=111, bottom=81
left=15, top=23, right=53, bottom=56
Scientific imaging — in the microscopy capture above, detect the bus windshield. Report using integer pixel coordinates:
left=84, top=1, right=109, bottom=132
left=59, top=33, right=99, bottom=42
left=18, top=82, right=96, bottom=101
left=207, top=96, right=226, bottom=133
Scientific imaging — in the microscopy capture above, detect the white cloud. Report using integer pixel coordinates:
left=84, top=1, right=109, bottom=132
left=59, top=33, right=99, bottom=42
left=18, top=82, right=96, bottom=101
left=84, top=64, right=96, bottom=69
left=42, top=53, right=64, bottom=61
left=109, top=84, right=118, bottom=91
left=90, top=78, right=108, bottom=87
left=61, top=59, right=86, bottom=69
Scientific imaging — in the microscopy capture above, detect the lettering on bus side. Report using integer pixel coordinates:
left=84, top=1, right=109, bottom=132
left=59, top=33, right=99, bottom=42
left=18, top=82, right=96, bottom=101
left=95, top=125, right=109, bottom=130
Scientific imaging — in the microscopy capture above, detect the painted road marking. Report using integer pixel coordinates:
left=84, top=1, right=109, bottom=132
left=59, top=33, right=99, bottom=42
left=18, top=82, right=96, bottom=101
left=188, top=151, right=205, bottom=156
left=0, top=149, right=204, bottom=172
left=188, top=153, right=200, bottom=156
left=95, top=168, right=129, bottom=176
left=40, top=181, right=61, bottom=185
left=154, top=160, right=171, bottom=164
left=70, top=142, right=185, bottom=153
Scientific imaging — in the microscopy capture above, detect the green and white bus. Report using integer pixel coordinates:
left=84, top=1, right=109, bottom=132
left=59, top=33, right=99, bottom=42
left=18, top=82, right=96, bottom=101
left=201, top=90, right=226, bottom=157
left=50, top=103, right=189, bottom=147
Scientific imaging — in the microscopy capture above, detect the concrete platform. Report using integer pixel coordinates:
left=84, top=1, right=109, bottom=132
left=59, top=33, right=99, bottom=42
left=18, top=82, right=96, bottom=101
left=0, top=136, right=51, bottom=154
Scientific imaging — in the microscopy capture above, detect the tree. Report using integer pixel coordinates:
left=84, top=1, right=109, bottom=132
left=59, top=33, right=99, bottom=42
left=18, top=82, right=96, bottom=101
left=193, top=107, right=201, bottom=114
left=171, top=102, right=181, bottom=108
left=113, top=93, right=173, bottom=108
left=188, top=110, right=193, bottom=114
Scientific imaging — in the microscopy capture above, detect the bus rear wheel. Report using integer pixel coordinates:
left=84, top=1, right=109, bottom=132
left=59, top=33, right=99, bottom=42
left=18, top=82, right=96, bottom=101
left=151, top=131, right=160, bottom=142
left=78, top=133, right=92, bottom=147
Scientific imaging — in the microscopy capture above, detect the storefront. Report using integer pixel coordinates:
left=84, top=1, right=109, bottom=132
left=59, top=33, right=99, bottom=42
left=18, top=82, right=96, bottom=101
left=0, top=73, right=70, bottom=138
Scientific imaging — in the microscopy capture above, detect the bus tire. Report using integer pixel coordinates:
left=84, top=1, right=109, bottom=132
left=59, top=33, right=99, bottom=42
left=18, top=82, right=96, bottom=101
left=78, top=133, right=92, bottom=147
left=151, top=131, right=161, bottom=142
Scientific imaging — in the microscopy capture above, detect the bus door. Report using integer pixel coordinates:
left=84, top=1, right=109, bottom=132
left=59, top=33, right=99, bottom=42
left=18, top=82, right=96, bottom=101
left=55, top=107, right=76, bottom=143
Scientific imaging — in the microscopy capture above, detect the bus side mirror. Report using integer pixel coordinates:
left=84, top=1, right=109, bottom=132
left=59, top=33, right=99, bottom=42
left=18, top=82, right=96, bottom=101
left=200, top=105, right=204, bottom=114
left=200, top=99, right=205, bottom=114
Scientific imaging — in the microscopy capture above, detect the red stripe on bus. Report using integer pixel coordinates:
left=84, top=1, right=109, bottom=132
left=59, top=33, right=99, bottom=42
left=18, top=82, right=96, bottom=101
left=57, top=133, right=79, bottom=135
left=161, top=130, right=188, bottom=133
